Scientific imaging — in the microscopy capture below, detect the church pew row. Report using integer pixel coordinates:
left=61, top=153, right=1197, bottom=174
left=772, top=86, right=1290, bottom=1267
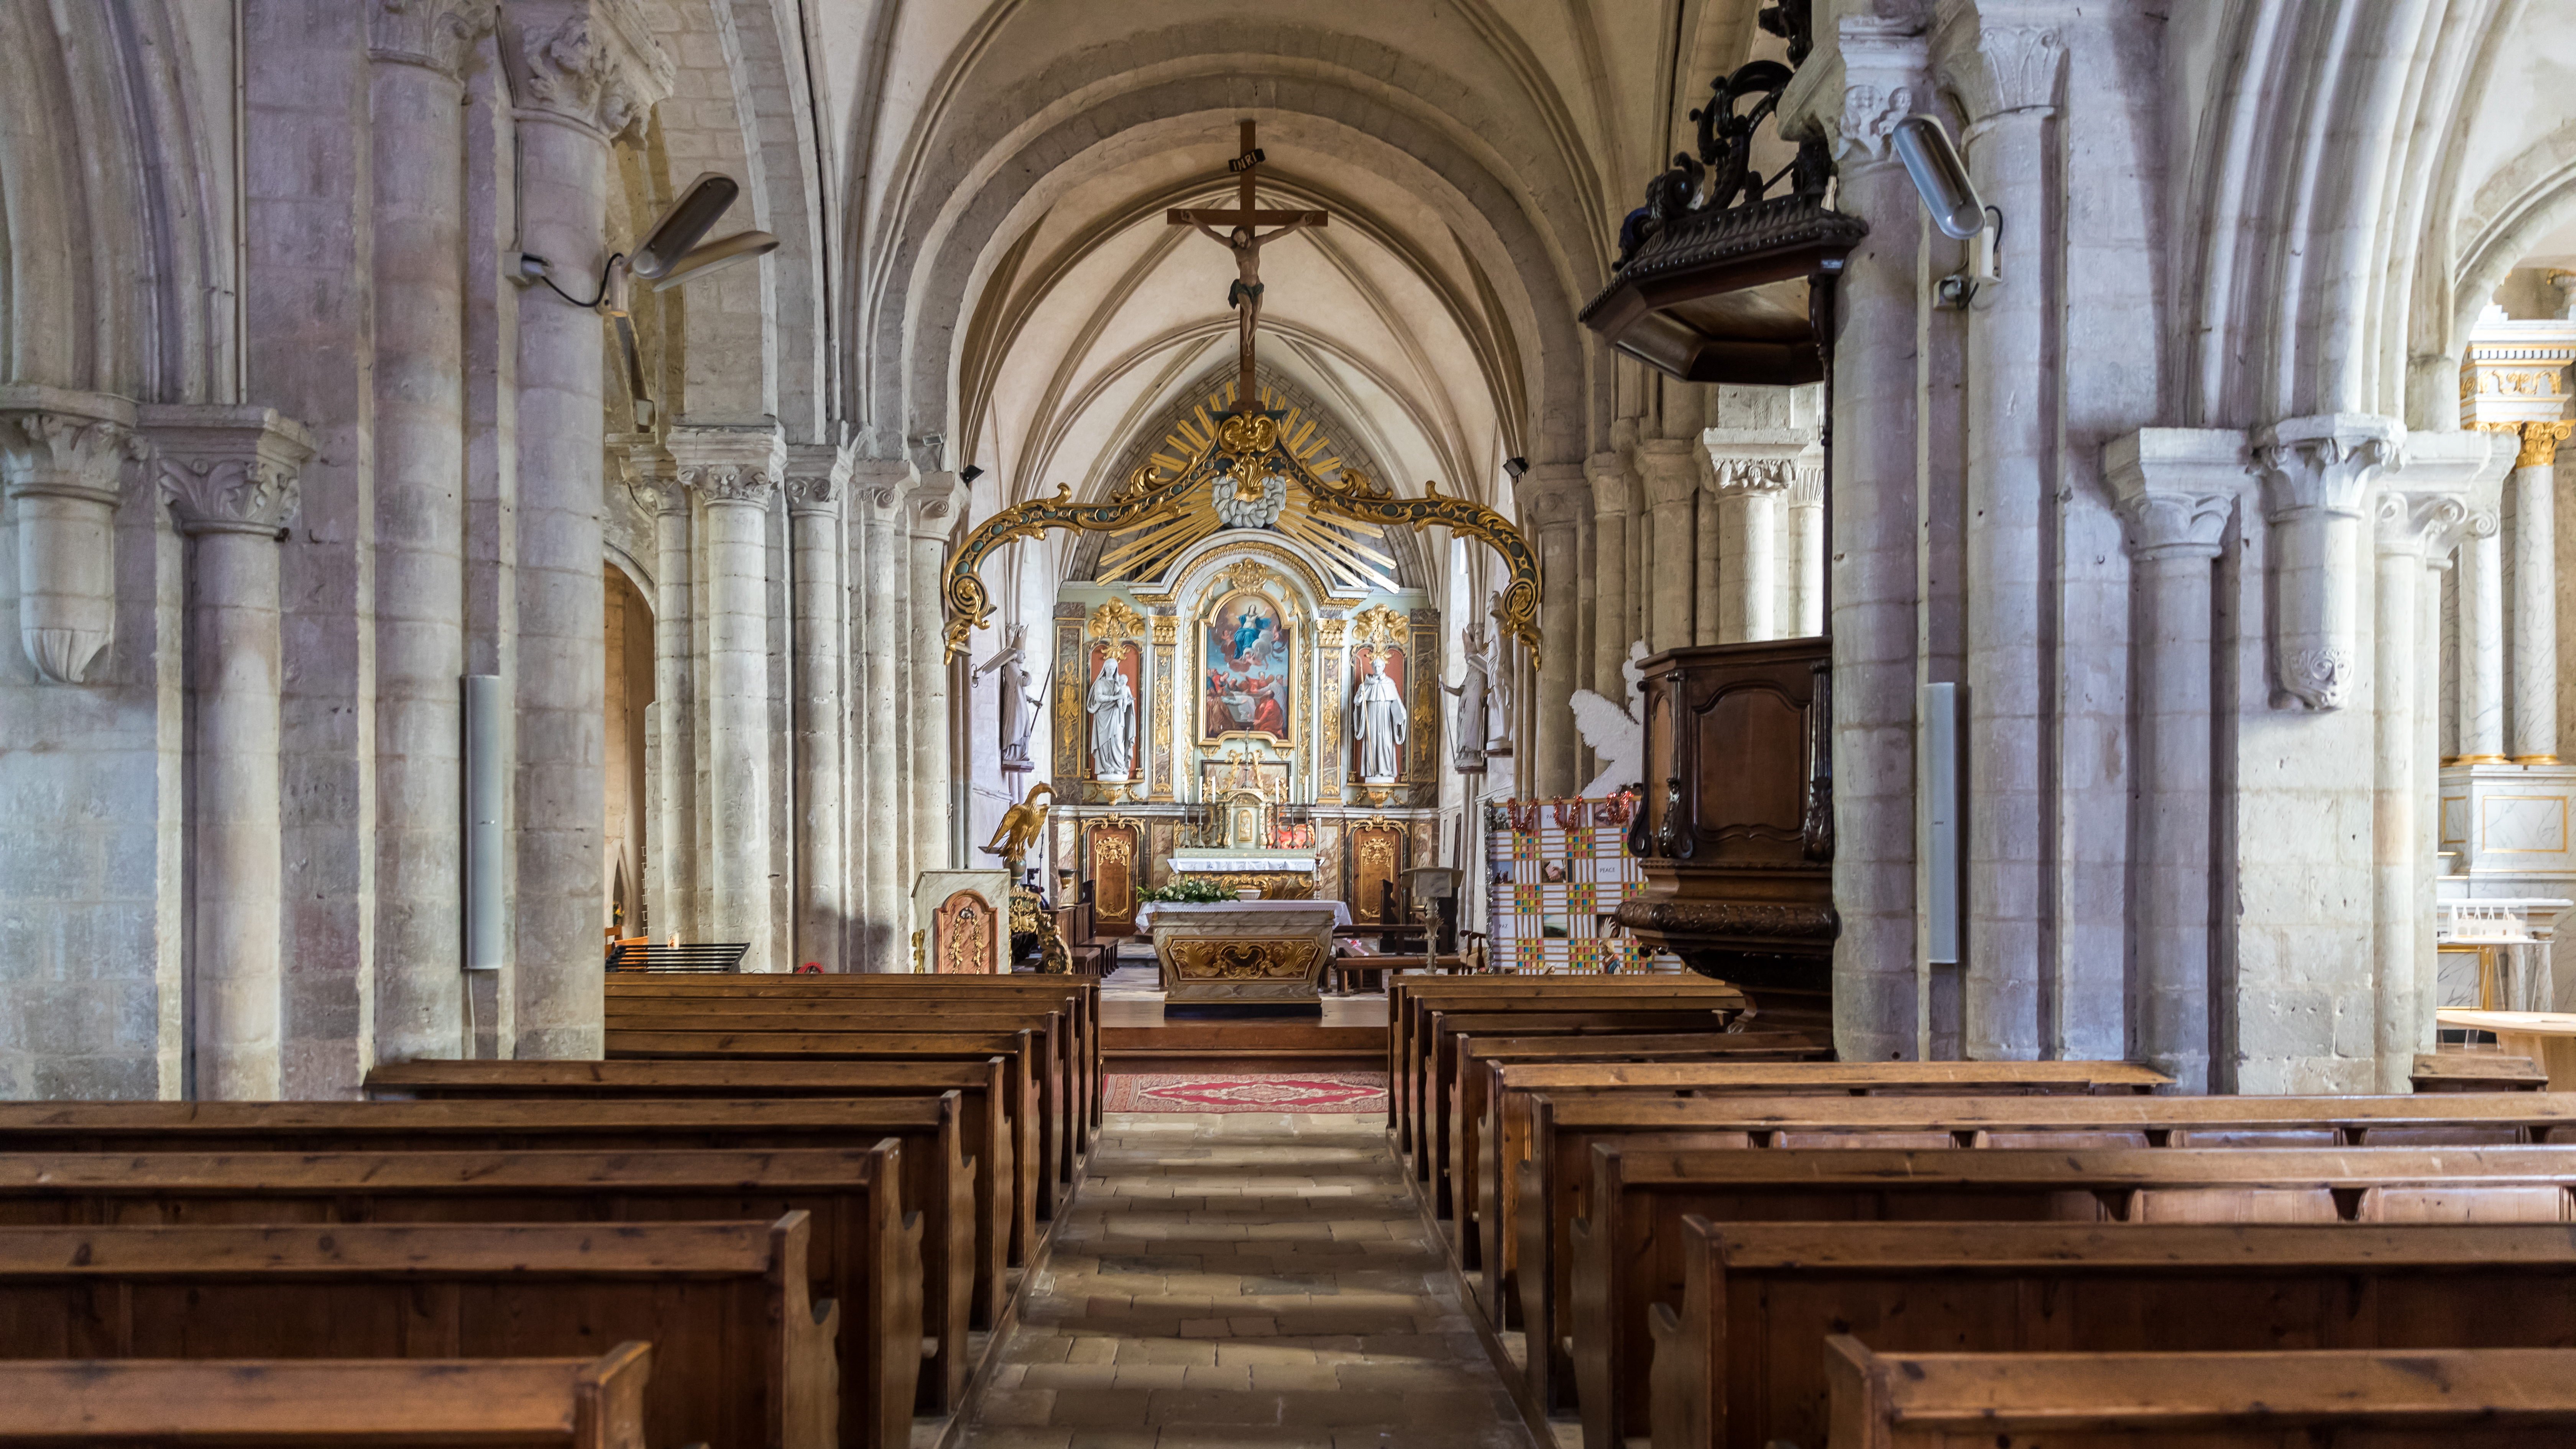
left=593, top=1028, right=1060, bottom=1228
left=0, top=1217, right=835, bottom=1449
left=1384, top=979, right=1751, bottom=1158
left=362, top=1057, right=1035, bottom=1272
left=1571, top=1144, right=2576, bottom=1449
left=0, top=1096, right=986, bottom=1398
left=603, top=976, right=1103, bottom=1137
left=602, top=977, right=1102, bottom=1138
left=599, top=1004, right=1083, bottom=1185
left=1496, top=1090, right=2576, bottom=1409
left=0, top=1146, right=919, bottom=1449
left=1824, top=1339, right=2576, bottom=1449
left=1433, top=1024, right=1829, bottom=1231
left=1649, top=1220, right=2576, bottom=1449
left=0, top=1344, right=656, bottom=1449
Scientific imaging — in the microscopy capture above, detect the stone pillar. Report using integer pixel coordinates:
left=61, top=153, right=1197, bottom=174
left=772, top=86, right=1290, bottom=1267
left=1635, top=440, right=1699, bottom=654
left=1786, top=467, right=1825, bottom=637
left=1943, top=12, right=2063, bottom=1060
left=1795, top=17, right=1929, bottom=1060
left=0, top=391, right=132, bottom=685
left=143, top=407, right=317, bottom=1100
left=2105, top=430, right=2244, bottom=1093
left=1693, top=449, right=1722, bottom=647
left=1703, top=429, right=1808, bottom=643
left=639, top=445, right=696, bottom=943
left=672, top=426, right=782, bottom=973
left=497, top=2, right=667, bottom=1054
left=855, top=472, right=908, bottom=966
left=2457, top=500, right=2506, bottom=761
left=908, top=473, right=962, bottom=883
left=1520, top=465, right=1588, bottom=797
left=786, top=444, right=848, bottom=972
left=1587, top=452, right=1633, bottom=678
left=2508, top=424, right=2572, bottom=761
left=368, top=0, right=494, bottom=1064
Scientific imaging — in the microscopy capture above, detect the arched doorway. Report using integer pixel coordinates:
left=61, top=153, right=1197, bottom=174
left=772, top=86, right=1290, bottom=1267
left=605, top=566, right=655, bottom=944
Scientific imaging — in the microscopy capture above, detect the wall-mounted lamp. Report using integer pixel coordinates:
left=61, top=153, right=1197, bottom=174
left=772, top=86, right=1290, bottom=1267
left=1503, top=457, right=1530, bottom=480
left=1891, top=116, right=2002, bottom=309
left=960, top=464, right=985, bottom=484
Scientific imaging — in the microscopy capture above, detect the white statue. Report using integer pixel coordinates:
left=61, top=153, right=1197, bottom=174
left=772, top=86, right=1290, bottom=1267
left=972, top=623, right=1046, bottom=771
left=1086, top=656, right=1135, bottom=780
left=1482, top=594, right=1515, bottom=757
left=1568, top=640, right=1649, bottom=797
left=1444, top=620, right=1498, bottom=766
left=1351, top=654, right=1408, bottom=783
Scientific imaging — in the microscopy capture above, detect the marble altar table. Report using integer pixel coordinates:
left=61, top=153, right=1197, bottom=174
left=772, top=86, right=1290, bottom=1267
left=1137, top=900, right=1350, bottom=1005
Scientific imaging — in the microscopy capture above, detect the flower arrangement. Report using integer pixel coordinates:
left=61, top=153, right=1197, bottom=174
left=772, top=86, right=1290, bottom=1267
left=1137, top=877, right=1234, bottom=904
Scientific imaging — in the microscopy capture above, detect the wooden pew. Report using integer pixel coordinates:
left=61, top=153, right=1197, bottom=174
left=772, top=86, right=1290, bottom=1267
left=1824, top=1339, right=2576, bottom=1449
left=1385, top=979, right=1750, bottom=1159
left=1651, top=1220, right=2576, bottom=1449
left=0, top=1344, right=656, bottom=1449
left=0, top=1095, right=987, bottom=1392
left=1572, top=1144, right=2576, bottom=1449
left=362, top=1057, right=1035, bottom=1272
left=1437, top=1026, right=1829, bottom=1246
left=1498, top=1089, right=2576, bottom=1401
left=604, top=976, right=1103, bottom=1136
left=0, top=1218, right=834, bottom=1449
left=601, top=1008, right=1082, bottom=1189
left=0, top=1146, right=919, bottom=1449
left=596, top=1026, right=1060, bottom=1226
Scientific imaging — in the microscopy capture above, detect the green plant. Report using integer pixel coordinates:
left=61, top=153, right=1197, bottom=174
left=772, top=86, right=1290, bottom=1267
left=1137, top=877, right=1234, bottom=904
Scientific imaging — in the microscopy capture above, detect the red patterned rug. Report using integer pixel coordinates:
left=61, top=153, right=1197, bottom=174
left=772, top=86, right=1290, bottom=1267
left=1104, top=1072, right=1389, bottom=1114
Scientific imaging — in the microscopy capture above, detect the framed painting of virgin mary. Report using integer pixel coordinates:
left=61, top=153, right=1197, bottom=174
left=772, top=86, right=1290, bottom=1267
left=1201, top=590, right=1293, bottom=742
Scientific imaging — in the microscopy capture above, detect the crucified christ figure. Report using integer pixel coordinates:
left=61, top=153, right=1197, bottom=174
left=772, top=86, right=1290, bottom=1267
left=1191, top=216, right=1320, bottom=378
left=1167, top=120, right=1330, bottom=411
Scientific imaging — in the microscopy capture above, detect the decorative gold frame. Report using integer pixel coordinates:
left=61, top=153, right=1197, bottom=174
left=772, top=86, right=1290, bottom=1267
left=1198, top=588, right=1297, bottom=747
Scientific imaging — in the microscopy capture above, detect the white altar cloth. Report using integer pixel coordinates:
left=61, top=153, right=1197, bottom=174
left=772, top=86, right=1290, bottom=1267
left=1166, top=856, right=1321, bottom=874
left=1135, top=899, right=1352, bottom=933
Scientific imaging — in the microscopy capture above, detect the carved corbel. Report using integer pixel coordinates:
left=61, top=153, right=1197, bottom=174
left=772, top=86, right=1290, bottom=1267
left=2254, top=413, right=2403, bottom=711
left=0, top=387, right=140, bottom=684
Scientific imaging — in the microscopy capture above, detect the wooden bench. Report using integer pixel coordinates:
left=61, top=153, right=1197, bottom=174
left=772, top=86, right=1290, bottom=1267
left=1825, top=1339, right=2576, bottom=1449
left=2415, top=1050, right=2551, bottom=1091
left=0, top=1095, right=985, bottom=1402
left=362, top=1058, right=1033, bottom=1273
left=596, top=1027, right=1061, bottom=1224
left=0, top=1217, right=833, bottom=1449
left=1572, top=1144, right=2576, bottom=1449
left=0, top=1344, right=655, bottom=1449
left=0, top=1145, right=920, bottom=1449
left=1652, top=1220, right=2576, bottom=1449
left=1386, top=979, right=1748, bottom=1157
left=605, top=975, right=1103, bottom=1136
left=601, top=1007, right=1084, bottom=1189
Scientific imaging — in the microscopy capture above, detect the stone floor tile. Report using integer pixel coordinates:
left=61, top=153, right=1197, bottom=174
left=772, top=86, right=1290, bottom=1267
left=1046, top=1388, right=1155, bottom=1427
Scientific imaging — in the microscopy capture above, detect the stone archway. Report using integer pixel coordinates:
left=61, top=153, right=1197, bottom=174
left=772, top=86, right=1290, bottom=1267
left=603, top=565, right=655, bottom=943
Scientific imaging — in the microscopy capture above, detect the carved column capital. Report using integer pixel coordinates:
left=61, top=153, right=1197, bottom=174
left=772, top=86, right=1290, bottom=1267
left=0, top=388, right=138, bottom=508
left=2479, top=419, right=2576, bottom=470
left=1700, top=427, right=1815, bottom=495
left=1584, top=452, right=1634, bottom=516
left=782, top=442, right=848, bottom=516
left=1516, top=462, right=1589, bottom=531
left=1792, top=17, right=1931, bottom=167
left=370, top=0, right=498, bottom=80
left=2103, top=427, right=2250, bottom=562
left=1934, top=4, right=2066, bottom=123
left=497, top=0, right=670, bottom=140
left=137, top=405, right=316, bottom=539
left=2255, top=413, right=2400, bottom=522
left=669, top=423, right=784, bottom=508
left=2385, top=428, right=2514, bottom=561
left=2253, top=413, right=2405, bottom=711
left=906, top=470, right=964, bottom=540
left=0, top=387, right=140, bottom=684
left=1634, top=438, right=1700, bottom=511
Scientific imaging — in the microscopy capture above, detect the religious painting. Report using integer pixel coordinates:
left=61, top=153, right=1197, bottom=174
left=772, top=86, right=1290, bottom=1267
left=1348, top=642, right=1408, bottom=780
left=1084, top=640, right=1144, bottom=781
left=1201, top=590, right=1294, bottom=742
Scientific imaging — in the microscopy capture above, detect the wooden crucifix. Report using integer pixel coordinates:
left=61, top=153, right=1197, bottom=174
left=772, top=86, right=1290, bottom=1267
left=1168, top=120, right=1328, bottom=416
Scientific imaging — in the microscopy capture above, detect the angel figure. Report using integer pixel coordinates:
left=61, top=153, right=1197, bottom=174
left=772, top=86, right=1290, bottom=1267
left=1567, top=640, right=1650, bottom=798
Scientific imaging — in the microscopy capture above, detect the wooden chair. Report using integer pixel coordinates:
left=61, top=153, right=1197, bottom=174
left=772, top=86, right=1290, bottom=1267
left=0, top=1345, right=655, bottom=1449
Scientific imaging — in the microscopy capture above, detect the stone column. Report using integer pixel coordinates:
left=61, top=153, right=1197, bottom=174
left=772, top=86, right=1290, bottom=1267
left=2105, top=430, right=2244, bottom=1093
left=908, top=473, right=963, bottom=882
left=2457, top=500, right=2506, bottom=761
left=1587, top=453, right=1634, bottom=678
left=640, top=445, right=696, bottom=943
left=368, top=0, right=495, bottom=1064
left=1942, top=12, right=2063, bottom=1060
left=1635, top=439, right=1699, bottom=654
left=1693, top=449, right=1722, bottom=647
left=854, top=472, right=908, bottom=966
left=0, top=391, right=132, bottom=685
left=672, top=426, right=782, bottom=973
left=496, top=1, right=667, bottom=1054
left=1520, top=465, right=1588, bottom=797
left=1786, top=466, right=1825, bottom=637
left=786, top=444, right=848, bottom=972
left=143, top=407, right=317, bottom=1100
left=1794, top=17, right=1930, bottom=1060
left=2508, top=423, right=2572, bottom=761
left=1703, top=429, right=1807, bottom=643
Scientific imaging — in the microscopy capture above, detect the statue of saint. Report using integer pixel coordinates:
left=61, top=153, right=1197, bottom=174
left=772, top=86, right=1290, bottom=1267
left=1086, top=656, right=1135, bottom=780
left=1350, top=654, right=1408, bottom=783
left=1443, top=620, right=1495, bottom=767
left=972, top=623, right=1045, bottom=771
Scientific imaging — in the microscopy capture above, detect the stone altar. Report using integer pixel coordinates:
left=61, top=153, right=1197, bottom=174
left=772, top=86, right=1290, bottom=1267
left=1138, top=900, right=1349, bottom=1005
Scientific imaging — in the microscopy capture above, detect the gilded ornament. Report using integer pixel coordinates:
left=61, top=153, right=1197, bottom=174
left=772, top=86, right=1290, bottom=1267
left=1350, top=603, right=1405, bottom=646
left=1218, top=557, right=1272, bottom=595
left=1089, top=598, right=1146, bottom=639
